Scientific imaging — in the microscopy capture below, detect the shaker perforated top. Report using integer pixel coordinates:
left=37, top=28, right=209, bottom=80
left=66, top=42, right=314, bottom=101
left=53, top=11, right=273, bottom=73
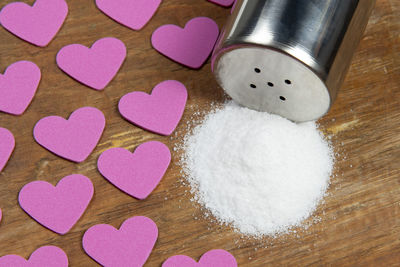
left=215, top=47, right=331, bottom=122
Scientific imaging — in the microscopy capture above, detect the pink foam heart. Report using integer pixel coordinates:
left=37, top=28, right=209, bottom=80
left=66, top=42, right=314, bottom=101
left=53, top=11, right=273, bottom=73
left=0, top=61, right=41, bottom=115
left=56, top=37, right=126, bottom=90
left=151, top=17, right=219, bottom=69
left=0, top=245, right=68, bottom=267
left=96, top=0, right=161, bottom=30
left=98, top=141, right=171, bottom=200
left=19, top=174, right=94, bottom=235
left=0, top=0, right=68, bottom=47
left=83, top=216, right=158, bottom=267
left=163, top=249, right=237, bottom=267
left=119, top=80, right=187, bottom=136
left=0, top=208, right=2, bottom=224
left=0, top=127, right=15, bottom=173
left=231, top=0, right=237, bottom=13
left=207, top=0, right=235, bottom=7
left=33, top=106, right=105, bottom=162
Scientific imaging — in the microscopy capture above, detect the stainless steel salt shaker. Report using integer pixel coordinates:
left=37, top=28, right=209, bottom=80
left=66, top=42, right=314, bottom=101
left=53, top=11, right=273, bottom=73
left=212, top=0, right=375, bottom=122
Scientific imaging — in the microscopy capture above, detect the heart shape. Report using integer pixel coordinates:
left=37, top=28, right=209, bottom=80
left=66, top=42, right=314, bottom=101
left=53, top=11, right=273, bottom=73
left=151, top=17, right=219, bottom=69
left=207, top=0, right=236, bottom=7
left=163, top=249, right=237, bottom=267
left=83, top=216, right=158, bottom=267
left=96, top=0, right=161, bottom=30
left=0, top=246, right=68, bottom=266
left=0, top=127, right=15, bottom=173
left=0, top=208, right=2, bottom=224
left=18, top=174, right=94, bottom=235
left=33, top=106, right=105, bottom=162
left=119, top=80, right=187, bottom=136
left=0, top=0, right=68, bottom=47
left=98, top=141, right=171, bottom=200
left=56, top=37, right=126, bottom=90
left=0, top=61, right=41, bottom=115
left=231, top=0, right=237, bottom=13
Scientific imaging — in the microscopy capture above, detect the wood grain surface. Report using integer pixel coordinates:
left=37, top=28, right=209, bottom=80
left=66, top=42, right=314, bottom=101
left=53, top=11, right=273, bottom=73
left=0, top=0, right=399, bottom=266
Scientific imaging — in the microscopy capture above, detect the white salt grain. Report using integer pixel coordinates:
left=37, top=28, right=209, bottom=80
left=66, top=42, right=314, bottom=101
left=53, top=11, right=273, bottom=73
left=180, top=102, right=334, bottom=237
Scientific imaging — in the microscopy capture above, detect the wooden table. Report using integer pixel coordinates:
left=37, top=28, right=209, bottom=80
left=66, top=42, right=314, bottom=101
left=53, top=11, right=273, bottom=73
left=0, top=0, right=399, bottom=266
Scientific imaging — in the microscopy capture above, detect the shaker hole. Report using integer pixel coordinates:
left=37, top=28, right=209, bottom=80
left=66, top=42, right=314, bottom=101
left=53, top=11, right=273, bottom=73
left=280, top=96, right=286, bottom=101
left=250, top=84, right=256, bottom=89
left=254, top=68, right=261, bottom=73
left=267, top=82, right=274, bottom=87
left=285, top=79, right=292, bottom=84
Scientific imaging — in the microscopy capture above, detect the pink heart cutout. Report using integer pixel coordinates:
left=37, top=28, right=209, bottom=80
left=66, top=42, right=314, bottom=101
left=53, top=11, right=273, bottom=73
left=0, top=61, right=41, bottom=115
left=0, top=246, right=68, bottom=267
left=207, top=0, right=235, bottom=7
left=0, top=0, right=68, bottom=47
left=151, top=17, right=219, bottom=69
left=33, top=106, right=105, bottom=162
left=119, top=80, right=187, bottom=136
left=56, top=37, right=126, bottom=90
left=96, top=0, right=161, bottom=30
left=0, top=127, right=15, bottom=173
left=83, top=216, right=158, bottom=267
left=19, top=174, right=94, bottom=235
left=98, top=141, right=171, bottom=200
left=0, top=208, right=2, bottom=224
left=231, top=0, right=237, bottom=13
left=163, top=249, right=237, bottom=267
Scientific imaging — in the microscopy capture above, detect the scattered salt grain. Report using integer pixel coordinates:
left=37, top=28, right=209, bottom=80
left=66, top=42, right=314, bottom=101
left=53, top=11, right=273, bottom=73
left=180, top=102, right=334, bottom=237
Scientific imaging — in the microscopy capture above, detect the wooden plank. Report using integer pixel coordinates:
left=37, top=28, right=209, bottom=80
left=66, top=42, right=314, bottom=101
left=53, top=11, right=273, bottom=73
left=0, top=0, right=399, bottom=266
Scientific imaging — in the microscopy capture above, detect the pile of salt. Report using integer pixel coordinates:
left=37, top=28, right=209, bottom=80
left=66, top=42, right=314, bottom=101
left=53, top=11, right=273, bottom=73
left=180, top=102, right=334, bottom=237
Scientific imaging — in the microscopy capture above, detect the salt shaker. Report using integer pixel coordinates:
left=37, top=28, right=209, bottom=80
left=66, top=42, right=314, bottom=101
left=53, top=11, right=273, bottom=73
left=212, top=0, right=375, bottom=122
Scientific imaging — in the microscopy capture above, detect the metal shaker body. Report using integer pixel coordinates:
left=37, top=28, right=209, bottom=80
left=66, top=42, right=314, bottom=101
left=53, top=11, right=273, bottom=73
left=212, top=0, right=375, bottom=122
